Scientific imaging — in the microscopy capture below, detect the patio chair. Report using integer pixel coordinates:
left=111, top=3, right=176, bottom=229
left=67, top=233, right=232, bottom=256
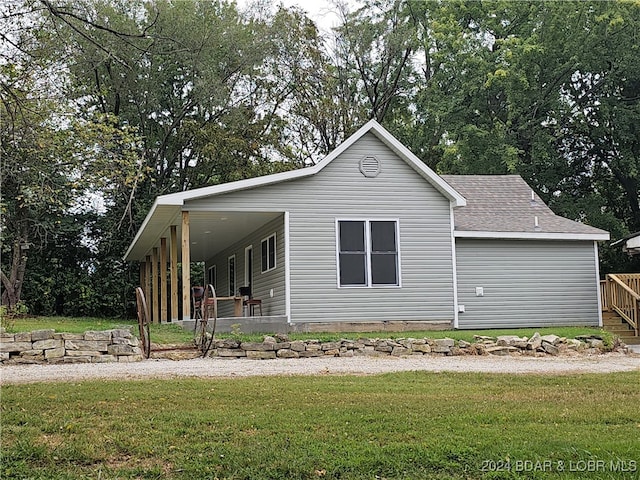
left=191, top=286, right=205, bottom=320
left=239, top=285, right=263, bottom=316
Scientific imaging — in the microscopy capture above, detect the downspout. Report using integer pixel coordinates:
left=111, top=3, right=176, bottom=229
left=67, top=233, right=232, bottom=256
left=450, top=203, right=460, bottom=329
left=594, top=241, right=603, bottom=327
left=284, top=211, right=292, bottom=324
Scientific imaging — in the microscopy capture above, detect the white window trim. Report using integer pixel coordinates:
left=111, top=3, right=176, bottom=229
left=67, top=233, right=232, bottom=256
left=244, top=245, right=253, bottom=287
left=335, top=218, right=402, bottom=289
left=261, top=233, right=277, bottom=273
left=227, top=255, right=236, bottom=296
left=208, top=265, right=217, bottom=290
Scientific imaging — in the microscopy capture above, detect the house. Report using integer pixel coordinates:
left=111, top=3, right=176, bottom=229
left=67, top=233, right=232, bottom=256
left=124, top=120, right=609, bottom=332
left=611, top=232, right=640, bottom=256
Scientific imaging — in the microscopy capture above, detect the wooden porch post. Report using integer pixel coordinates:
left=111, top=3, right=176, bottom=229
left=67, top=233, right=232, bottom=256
left=160, top=237, right=168, bottom=323
left=144, top=256, right=152, bottom=320
left=170, top=226, right=179, bottom=322
left=139, top=262, right=146, bottom=289
left=151, top=247, right=159, bottom=324
left=181, top=211, right=191, bottom=320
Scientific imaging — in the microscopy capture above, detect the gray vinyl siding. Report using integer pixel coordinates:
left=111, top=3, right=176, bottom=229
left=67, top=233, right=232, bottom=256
left=188, top=132, right=456, bottom=324
left=456, top=239, right=599, bottom=329
left=206, top=216, right=286, bottom=317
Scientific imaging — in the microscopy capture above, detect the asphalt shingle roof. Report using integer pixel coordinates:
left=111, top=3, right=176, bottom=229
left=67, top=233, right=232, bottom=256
left=441, top=175, right=608, bottom=236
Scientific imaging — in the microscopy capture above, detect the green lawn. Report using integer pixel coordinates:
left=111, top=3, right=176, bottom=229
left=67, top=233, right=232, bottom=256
left=7, top=317, right=194, bottom=344
left=5, top=316, right=614, bottom=346
left=2, top=372, right=639, bottom=479
left=9, top=316, right=138, bottom=334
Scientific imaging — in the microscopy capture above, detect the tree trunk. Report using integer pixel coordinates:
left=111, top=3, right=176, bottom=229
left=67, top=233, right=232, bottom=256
left=1, top=236, right=28, bottom=310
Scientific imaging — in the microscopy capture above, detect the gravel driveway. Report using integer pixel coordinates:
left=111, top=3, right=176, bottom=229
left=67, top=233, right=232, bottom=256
left=1, top=352, right=639, bottom=384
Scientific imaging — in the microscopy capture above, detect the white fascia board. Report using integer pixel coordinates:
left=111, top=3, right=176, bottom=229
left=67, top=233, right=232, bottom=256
left=154, top=123, right=381, bottom=206
left=123, top=199, right=161, bottom=261
left=123, top=202, right=182, bottom=261
left=367, top=122, right=467, bottom=207
left=157, top=168, right=318, bottom=205
left=454, top=230, right=611, bottom=241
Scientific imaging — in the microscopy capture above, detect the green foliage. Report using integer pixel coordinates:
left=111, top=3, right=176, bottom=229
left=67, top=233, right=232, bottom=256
left=0, top=302, right=28, bottom=332
left=394, top=0, right=640, bottom=273
left=2, top=372, right=639, bottom=479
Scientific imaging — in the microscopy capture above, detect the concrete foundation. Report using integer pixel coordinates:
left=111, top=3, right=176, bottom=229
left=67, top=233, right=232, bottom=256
left=289, top=320, right=452, bottom=333
left=180, top=317, right=452, bottom=334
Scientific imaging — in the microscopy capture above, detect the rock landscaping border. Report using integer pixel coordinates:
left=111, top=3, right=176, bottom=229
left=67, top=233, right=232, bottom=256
left=0, top=329, right=626, bottom=365
left=0, top=329, right=143, bottom=364
left=205, top=332, right=623, bottom=359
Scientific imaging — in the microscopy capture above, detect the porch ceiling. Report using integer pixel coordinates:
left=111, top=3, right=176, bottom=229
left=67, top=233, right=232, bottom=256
left=186, top=211, right=282, bottom=261
left=125, top=208, right=282, bottom=261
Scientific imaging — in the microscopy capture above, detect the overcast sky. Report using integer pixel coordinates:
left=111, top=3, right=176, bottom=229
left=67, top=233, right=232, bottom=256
left=280, top=0, right=344, bottom=31
left=240, top=0, right=360, bottom=34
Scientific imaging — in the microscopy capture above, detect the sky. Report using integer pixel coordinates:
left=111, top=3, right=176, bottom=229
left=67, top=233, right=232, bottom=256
left=279, top=0, right=344, bottom=32
left=240, top=0, right=360, bottom=34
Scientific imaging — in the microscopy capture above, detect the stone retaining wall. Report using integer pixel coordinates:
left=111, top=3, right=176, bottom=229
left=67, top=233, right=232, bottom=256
left=0, top=329, right=619, bottom=364
left=205, top=332, right=616, bottom=359
left=0, top=329, right=142, bottom=364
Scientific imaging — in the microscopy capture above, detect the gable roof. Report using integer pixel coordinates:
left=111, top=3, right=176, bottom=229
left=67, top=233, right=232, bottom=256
left=125, top=120, right=466, bottom=260
left=441, top=175, right=609, bottom=241
left=155, top=120, right=466, bottom=207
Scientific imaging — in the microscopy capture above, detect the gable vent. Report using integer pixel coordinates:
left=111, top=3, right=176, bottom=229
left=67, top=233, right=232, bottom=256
left=359, top=156, right=381, bottom=178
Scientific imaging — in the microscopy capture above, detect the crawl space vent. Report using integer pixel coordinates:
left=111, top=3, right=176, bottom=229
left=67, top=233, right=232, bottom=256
left=359, top=156, right=381, bottom=178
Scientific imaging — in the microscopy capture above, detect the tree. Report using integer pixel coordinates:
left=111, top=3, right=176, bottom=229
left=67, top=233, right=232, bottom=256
left=396, top=0, right=640, bottom=271
left=1, top=85, right=141, bottom=312
left=2, top=0, right=331, bottom=315
left=335, top=0, right=417, bottom=123
left=0, top=4, right=143, bottom=311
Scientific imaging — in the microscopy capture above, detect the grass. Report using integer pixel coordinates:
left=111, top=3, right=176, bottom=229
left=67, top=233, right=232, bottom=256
left=9, top=316, right=137, bottom=334
left=6, top=317, right=613, bottom=347
left=2, top=372, right=639, bottom=479
left=8, top=317, right=194, bottom=344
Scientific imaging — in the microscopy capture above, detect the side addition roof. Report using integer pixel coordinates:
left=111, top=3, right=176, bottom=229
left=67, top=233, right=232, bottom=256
left=441, top=175, right=610, bottom=241
left=611, top=231, right=640, bottom=255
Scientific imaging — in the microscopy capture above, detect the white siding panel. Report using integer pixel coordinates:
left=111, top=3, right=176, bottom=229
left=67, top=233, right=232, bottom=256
left=190, top=133, right=456, bottom=324
left=456, top=239, right=599, bottom=329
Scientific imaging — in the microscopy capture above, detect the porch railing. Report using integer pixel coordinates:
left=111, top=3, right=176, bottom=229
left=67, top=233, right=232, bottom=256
left=601, top=274, right=640, bottom=337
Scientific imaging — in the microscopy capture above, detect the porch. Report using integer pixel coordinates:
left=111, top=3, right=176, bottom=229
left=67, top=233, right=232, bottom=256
left=129, top=207, right=287, bottom=324
left=600, top=273, right=640, bottom=344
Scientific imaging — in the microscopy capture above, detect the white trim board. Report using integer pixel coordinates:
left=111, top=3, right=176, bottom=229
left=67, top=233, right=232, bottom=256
left=454, top=231, right=610, bottom=241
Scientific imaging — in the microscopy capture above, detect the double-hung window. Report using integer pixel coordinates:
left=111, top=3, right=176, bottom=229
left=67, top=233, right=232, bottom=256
left=337, top=220, right=400, bottom=287
left=261, top=233, right=276, bottom=273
